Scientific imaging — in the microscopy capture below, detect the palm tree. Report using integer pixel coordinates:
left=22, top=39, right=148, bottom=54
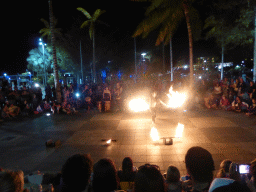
left=204, top=16, right=233, bottom=80
left=77, top=7, right=106, bottom=84
left=48, top=0, right=61, bottom=103
left=39, top=17, right=62, bottom=42
left=133, top=0, right=201, bottom=88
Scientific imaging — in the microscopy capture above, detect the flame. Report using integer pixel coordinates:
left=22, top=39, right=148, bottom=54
left=129, top=98, right=150, bottom=112
left=175, top=123, right=184, bottom=138
left=150, top=127, right=160, bottom=141
left=165, top=86, right=187, bottom=108
left=106, top=139, right=111, bottom=144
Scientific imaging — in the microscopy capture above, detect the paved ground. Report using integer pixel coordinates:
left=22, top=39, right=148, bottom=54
left=0, top=106, right=256, bottom=176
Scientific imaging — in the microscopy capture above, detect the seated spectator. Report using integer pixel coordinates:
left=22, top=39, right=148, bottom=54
left=103, top=86, right=111, bottom=102
left=8, top=103, right=20, bottom=117
left=247, top=158, right=256, bottom=192
left=0, top=169, right=28, bottom=192
left=35, top=104, right=43, bottom=114
left=51, top=101, right=62, bottom=114
left=231, top=97, right=248, bottom=112
left=117, top=157, right=137, bottom=191
left=118, top=157, right=137, bottom=182
left=205, top=94, right=217, bottom=109
left=1, top=103, right=10, bottom=119
left=216, top=159, right=232, bottom=178
left=219, top=95, right=231, bottom=110
left=165, top=165, right=182, bottom=192
left=58, top=154, right=93, bottom=192
left=213, top=83, right=222, bottom=100
left=134, top=164, right=165, bottom=192
left=184, top=146, right=215, bottom=192
left=209, top=177, right=251, bottom=192
left=31, top=94, right=39, bottom=111
left=240, top=91, right=250, bottom=104
left=246, top=98, right=256, bottom=116
left=247, top=81, right=256, bottom=99
left=92, top=158, right=119, bottom=192
left=20, top=100, right=32, bottom=116
left=43, top=100, right=51, bottom=112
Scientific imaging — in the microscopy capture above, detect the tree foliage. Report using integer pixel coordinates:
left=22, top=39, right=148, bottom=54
left=26, top=47, right=51, bottom=75
left=133, top=0, right=202, bottom=46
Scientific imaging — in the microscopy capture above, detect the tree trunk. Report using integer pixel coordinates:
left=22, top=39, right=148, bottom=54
left=170, top=35, right=173, bottom=82
left=221, top=44, right=224, bottom=80
left=134, top=37, right=137, bottom=83
left=183, top=0, right=194, bottom=88
left=93, top=30, right=96, bottom=84
left=163, top=42, right=165, bottom=73
left=49, top=0, right=61, bottom=103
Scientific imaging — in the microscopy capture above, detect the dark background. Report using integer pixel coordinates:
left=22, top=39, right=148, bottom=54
left=2, top=0, right=253, bottom=75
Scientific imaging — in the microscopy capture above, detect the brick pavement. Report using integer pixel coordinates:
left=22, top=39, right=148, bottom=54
left=0, top=107, right=255, bottom=176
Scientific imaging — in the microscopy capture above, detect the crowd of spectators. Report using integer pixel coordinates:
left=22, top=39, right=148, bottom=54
left=0, top=81, right=124, bottom=121
left=200, top=76, right=256, bottom=116
left=0, top=146, right=255, bottom=192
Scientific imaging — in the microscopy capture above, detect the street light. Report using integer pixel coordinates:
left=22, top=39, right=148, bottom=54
left=141, top=53, right=147, bottom=74
left=39, top=38, right=47, bottom=85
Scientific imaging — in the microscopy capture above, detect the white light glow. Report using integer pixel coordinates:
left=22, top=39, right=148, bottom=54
left=106, top=139, right=111, bottom=144
left=175, top=123, right=184, bottom=138
left=35, top=83, right=40, bottom=88
left=129, top=98, right=150, bottom=112
left=150, top=127, right=159, bottom=141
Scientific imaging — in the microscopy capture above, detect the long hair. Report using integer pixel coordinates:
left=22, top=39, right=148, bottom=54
left=122, top=157, right=133, bottom=174
left=0, top=170, right=24, bottom=192
left=61, top=154, right=93, bottom=192
left=134, top=164, right=166, bottom=192
left=92, top=158, right=118, bottom=192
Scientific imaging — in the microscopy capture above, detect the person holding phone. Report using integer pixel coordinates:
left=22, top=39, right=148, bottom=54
left=246, top=159, right=256, bottom=192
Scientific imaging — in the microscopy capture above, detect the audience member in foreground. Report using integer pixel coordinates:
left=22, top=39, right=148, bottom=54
left=247, top=158, right=256, bottom=192
left=134, top=164, right=166, bottom=192
left=0, top=169, right=28, bottom=192
left=165, top=165, right=182, bottom=192
left=184, top=146, right=215, bottom=192
left=118, top=157, right=137, bottom=182
left=216, top=159, right=233, bottom=178
left=58, top=154, right=93, bottom=192
left=92, top=158, right=119, bottom=192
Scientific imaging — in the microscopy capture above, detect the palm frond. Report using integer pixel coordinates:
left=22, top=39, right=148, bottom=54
left=93, top=9, right=106, bottom=21
left=80, top=20, right=90, bottom=28
left=40, top=18, right=50, bottom=28
left=145, top=0, right=166, bottom=15
left=133, top=6, right=171, bottom=38
left=77, top=7, right=92, bottom=19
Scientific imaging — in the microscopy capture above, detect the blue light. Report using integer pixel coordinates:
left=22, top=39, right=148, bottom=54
left=117, top=70, right=122, bottom=80
left=76, top=93, right=80, bottom=97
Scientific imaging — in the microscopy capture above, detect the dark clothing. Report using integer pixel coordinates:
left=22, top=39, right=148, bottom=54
left=117, top=170, right=136, bottom=182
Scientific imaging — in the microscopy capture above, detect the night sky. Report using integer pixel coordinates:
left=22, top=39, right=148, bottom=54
left=3, top=0, right=253, bottom=75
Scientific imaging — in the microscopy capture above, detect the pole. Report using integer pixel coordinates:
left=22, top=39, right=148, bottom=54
left=163, top=42, right=165, bottom=73
left=221, top=45, right=224, bottom=80
left=80, top=40, right=83, bottom=83
left=42, top=44, right=45, bottom=85
left=170, top=35, right=173, bottom=82
left=134, top=37, right=137, bottom=83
